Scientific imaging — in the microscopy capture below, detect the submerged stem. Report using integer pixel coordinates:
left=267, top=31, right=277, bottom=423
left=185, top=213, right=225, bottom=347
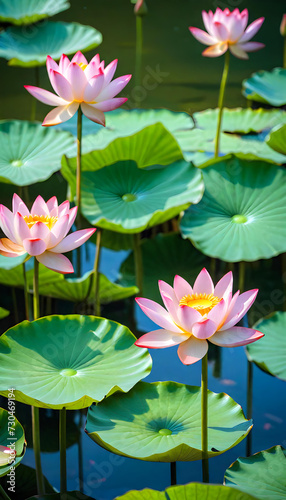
left=133, top=233, right=143, bottom=295
left=170, top=462, right=177, bottom=485
left=23, top=262, right=30, bottom=321
left=60, top=407, right=67, bottom=493
left=201, top=352, right=209, bottom=483
left=93, top=228, right=102, bottom=316
left=135, top=15, right=143, bottom=107
left=214, top=50, right=230, bottom=158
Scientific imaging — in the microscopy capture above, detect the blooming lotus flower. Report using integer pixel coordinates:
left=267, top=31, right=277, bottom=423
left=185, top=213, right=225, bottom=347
left=0, top=194, right=95, bottom=274
left=189, top=8, right=264, bottom=59
left=135, top=269, right=264, bottom=365
left=24, top=51, right=132, bottom=126
left=280, top=14, right=286, bottom=37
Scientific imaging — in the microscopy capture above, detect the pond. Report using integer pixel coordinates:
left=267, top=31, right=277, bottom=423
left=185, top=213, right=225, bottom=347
left=0, top=0, right=285, bottom=499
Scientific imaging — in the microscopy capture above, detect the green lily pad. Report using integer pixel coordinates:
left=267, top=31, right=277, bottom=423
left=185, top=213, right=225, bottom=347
left=0, top=308, right=9, bottom=320
left=0, top=121, right=74, bottom=186
left=86, top=381, right=252, bottom=462
left=0, top=407, right=25, bottom=477
left=116, top=483, right=256, bottom=500
left=242, top=68, right=286, bottom=107
left=0, top=315, right=152, bottom=409
left=224, top=445, right=286, bottom=499
left=193, top=108, right=286, bottom=134
left=180, top=155, right=286, bottom=262
left=0, top=22, right=102, bottom=67
left=27, top=493, right=94, bottom=500
left=120, top=233, right=207, bottom=303
left=81, top=160, right=204, bottom=233
left=0, top=464, right=55, bottom=499
left=246, top=311, right=286, bottom=381
left=62, top=123, right=184, bottom=196
left=0, top=0, right=70, bottom=25
left=266, top=124, right=286, bottom=156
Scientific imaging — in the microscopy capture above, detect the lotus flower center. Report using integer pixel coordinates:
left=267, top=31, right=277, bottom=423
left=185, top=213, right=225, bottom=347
left=23, top=214, right=58, bottom=230
left=77, top=62, right=88, bottom=71
left=179, top=293, right=221, bottom=315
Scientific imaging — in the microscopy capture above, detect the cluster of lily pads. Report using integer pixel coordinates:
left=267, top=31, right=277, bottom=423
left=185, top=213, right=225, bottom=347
left=0, top=1, right=285, bottom=499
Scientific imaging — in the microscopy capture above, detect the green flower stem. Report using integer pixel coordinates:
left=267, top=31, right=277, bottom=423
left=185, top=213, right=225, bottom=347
left=60, top=407, right=67, bottom=493
left=214, top=50, right=230, bottom=158
left=11, top=287, right=19, bottom=325
left=170, top=462, right=177, bottom=485
left=283, top=37, right=286, bottom=69
left=31, top=67, right=40, bottom=121
left=78, top=410, right=84, bottom=493
left=133, top=233, right=143, bottom=295
left=201, top=352, right=209, bottom=483
left=76, top=107, right=83, bottom=217
left=135, top=15, right=143, bottom=107
left=246, top=359, right=253, bottom=457
left=32, top=258, right=44, bottom=495
left=0, top=484, right=12, bottom=500
left=93, top=227, right=102, bottom=316
left=23, top=262, right=30, bottom=321
left=238, top=261, right=245, bottom=293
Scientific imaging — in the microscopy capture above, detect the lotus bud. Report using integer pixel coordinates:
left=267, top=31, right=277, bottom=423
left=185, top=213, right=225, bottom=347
left=134, top=0, right=148, bottom=16
left=280, top=14, right=286, bottom=36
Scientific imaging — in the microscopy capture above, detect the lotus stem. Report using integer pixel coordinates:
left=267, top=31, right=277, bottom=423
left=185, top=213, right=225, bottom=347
left=201, top=352, right=209, bottom=483
left=32, top=406, right=45, bottom=495
left=11, top=288, right=19, bottom=325
left=23, top=262, right=30, bottom=321
left=60, top=407, right=67, bottom=493
left=238, top=261, right=245, bottom=293
left=170, top=462, right=177, bottom=485
left=32, top=258, right=44, bottom=495
left=76, top=107, right=83, bottom=217
left=246, top=359, right=253, bottom=457
left=135, top=15, right=143, bottom=107
left=78, top=410, right=84, bottom=493
left=133, top=233, right=143, bottom=295
left=214, top=50, right=230, bottom=158
left=0, top=484, right=12, bottom=500
left=31, top=67, right=40, bottom=121
left=93, top=227, right=102, bottom=316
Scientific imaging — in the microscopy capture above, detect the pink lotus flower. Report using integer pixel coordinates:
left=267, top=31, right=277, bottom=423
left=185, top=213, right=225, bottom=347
left=24, top=51, right=131, bottom=126
left=135, top=269, right=264, bottom=365
left=280, top=14, right=286, bottom=37
left=189, top=8, right=264, bottom=59
left=0, top=194, right=95, bottom=274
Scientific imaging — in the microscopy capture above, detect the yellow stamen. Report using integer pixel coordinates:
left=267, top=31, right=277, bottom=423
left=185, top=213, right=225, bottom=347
left=179, top=293, right=221, bottom=316
left=77, top=62, right=87, bottom=71
left=23, top=215, right=58, bottom=230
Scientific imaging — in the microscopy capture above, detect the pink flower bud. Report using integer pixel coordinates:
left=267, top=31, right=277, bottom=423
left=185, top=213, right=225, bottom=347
left=134, top=0, right=148, bottom=16
left=280, top=14, right=286, bottom=36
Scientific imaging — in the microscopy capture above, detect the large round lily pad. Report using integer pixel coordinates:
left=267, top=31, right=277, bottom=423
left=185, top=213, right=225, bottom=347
left=0, top=0, right=70, bottom=25
left=86, top=381, right=252, bottom=462
left=0, top=121, right=74, bottom=185
left=224, top=445, right=286, bottom=499
left=246, top=311, right=286, bottom=381
left=62, top=123, right=184, bottom=197
left=180, top=155, right=286, bottom=262
left=120, top=233, right=207, bottom=303
left=266, top=124, right=286, bottom=156
left=0, top=315, right=152, bottom=409
left=242, top=68, right=286, bottom=107
left=81, top=160, right=204, bottom=233
left=0, top=22, right=102, bottom=67
left=0, top=407, right=25, bottom=477
left=116, top=483, right=256, bottom=500
left=193, top=108, right=286, bottom=134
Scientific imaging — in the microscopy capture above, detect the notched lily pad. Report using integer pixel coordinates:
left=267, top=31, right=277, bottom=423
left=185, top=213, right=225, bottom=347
left=0, top=0, right=70, bottom=25
left=0, top=22, right=102, bottom=67
left=0, top=315, right=152, bottom=409
left=81, top=160, right=204, bottom=233
left=180, top=155, right=286, bottom=262
left=116, top=483, right=256, bottom=499
left=224, top=445, right=286, bottom=499
left=266, top=124, right=286, bottom=156
left=242, top=68, right=286, bottom=107
left=0, top=121, right=74, bottom=186
left=86, top=381, right=252, bottom=462
left=0, top=408, right=25, bottom=477
left=246, top=311, right=286, bottom=381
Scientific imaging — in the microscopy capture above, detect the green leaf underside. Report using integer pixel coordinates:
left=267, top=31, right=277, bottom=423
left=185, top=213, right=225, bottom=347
left=0, top=464, right=55, bottom=499
left=0, top=408, right=25, bottom=477
left=180, top=155, right=286, bottom=262
left=80, top=160, right=204, bottom=233
left=116, top=483, right=256, bottom=500
left=266, top=124, right=286, bottom=156
left=242, top=68, right=286, bottom=106
left=62, top=123, right=184, bottom=196
left=193, top=108, right=286, bottom=134
left=120, top=233, right=207, bottom=303
left=247, top=311, right=286, bottom=381
left=224, top=446, right=286, bottom=499
left=0, top=121, right=74, bottom=186
left=0, top=263, right=138, bottom=304
left=0, top=22, right=102, bottom=67
left=86, top=381, right=252, bottom=462
left=0, top=315, right=152, bottom=409
left=0, top=253, right=27, bottom=270
left=0, top=0, right=70, bottom=25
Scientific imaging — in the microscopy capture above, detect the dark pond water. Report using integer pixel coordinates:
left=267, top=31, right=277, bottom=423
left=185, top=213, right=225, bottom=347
left=0, top=0, right=285, bottom=498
